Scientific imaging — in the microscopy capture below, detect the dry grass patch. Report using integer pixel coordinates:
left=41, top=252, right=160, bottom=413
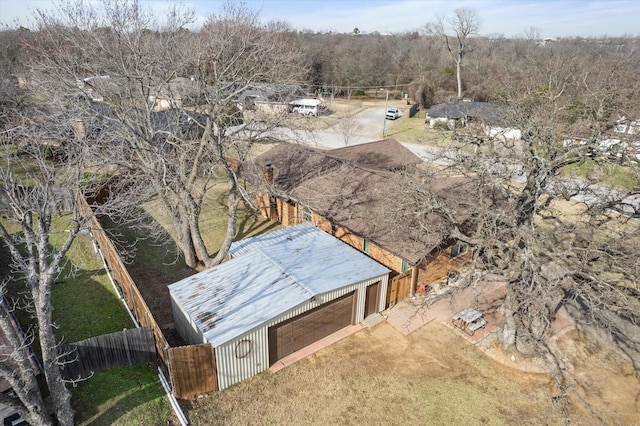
left=182, top=322, right=561, bottom=425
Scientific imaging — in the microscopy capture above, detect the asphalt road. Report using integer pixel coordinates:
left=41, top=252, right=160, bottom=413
left=271, top=106, right=640, bottom=218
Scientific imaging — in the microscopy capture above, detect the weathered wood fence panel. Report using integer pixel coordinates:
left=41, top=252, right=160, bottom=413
left=387, top=271, right=412, bottom=307
left=168, top=344, right=218, bottom=399
left=60, top=327, right=156, bottom=380
left=78, top=197, right=170, bottom=366
left=79, top=196, right=220, bottom=399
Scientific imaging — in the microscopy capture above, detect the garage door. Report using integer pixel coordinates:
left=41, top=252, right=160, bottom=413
left=364, top=282, right=380, bottom=318
left=268, top=292, right=355, bottom=365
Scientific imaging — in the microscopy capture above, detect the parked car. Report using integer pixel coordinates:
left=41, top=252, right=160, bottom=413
left=293, top=104, right=320, bottom=116
left=385, top=108, right=400, bottom=120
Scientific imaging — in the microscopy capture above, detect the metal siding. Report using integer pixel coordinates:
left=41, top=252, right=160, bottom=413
left=169, top=224, right=390, bottom=349
left=170, top=297, right=205, bottom=345
left=214, top=274, right=387, bottom=390
left=216, top=327, right=269, bottom=390
left=378, top=274, right=389, bottom=312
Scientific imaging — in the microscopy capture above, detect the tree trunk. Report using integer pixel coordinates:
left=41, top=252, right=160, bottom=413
left=35, top=279, right=74, bottom=426
left=501, top=287, right=518, bottom=353
left=189, top=206, right=210, bottom=266
left=0, top=300, right=51, bottom=426
left=159, top=191, right=199, bottom=269
left=205, top=174, right=240, bottom=268
left=176, top=215, right=198, bottom=269
left=456, top=55, right=463, bottom=99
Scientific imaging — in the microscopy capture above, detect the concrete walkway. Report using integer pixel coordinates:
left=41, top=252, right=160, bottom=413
left=386, top=278, right=507, bottom=343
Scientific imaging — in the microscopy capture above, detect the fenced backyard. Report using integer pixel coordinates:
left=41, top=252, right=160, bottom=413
left=79, top=196, right=220, bottom=399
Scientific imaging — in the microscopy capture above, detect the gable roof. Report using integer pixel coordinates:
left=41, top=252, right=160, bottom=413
left=326, top=139, right=422, bottom=170
left=252, top=142, right=499, bottom=264
left=427, top=102, right=516, bottom=126
left=168, top=223, right=389, bottom=347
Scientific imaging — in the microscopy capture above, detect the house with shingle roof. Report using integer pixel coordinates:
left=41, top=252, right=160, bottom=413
left=426, top=101, right=522, bottom=141
left=249, top=139, right=499, bottom=305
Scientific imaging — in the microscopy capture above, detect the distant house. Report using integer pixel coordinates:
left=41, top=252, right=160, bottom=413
left=564, top=117, right=640, bottom=161
left=426, top=101, right=522, bottom=141
left=169, top=223, right=390, bottom=390
left=238, top=83, right=307, bottom=113
left=250, top=139, right=496, bottom=305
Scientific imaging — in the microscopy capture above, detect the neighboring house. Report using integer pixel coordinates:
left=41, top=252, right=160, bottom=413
left=169, top=223, right=390, bottom=390
left=79, top=75, right=200, bottom=110
left=426, top=101, right=522, bottom=141
left=564, top=117, right=640, bottom=161
left=251, top=139, right=491, bottom=305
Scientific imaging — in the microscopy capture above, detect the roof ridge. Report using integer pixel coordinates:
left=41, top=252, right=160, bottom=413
left=253, top=238, right=317, bottom=299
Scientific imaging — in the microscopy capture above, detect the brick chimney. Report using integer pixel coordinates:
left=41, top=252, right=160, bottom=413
left=262, top=162, right=274, bottom=184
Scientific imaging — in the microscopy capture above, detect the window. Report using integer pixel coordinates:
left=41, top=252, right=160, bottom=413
left=302, top=205, right=312, bottom=222
left=450, top=243, right=468, bottom=258
left=401, top=259, right=410, bottom=273
left=363, top=239, right=370, bottom=254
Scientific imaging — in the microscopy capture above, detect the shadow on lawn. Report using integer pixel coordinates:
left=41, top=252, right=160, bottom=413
left=98, top=207, right=189, bottom=285
left=211, top=191, right=281, bottom=242
left=72, top=364, right=169, bottom=426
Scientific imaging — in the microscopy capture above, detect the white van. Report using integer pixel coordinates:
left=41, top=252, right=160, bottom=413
left=293, top=104, right=319, bottom=116
left=290, top=99, right=326, bottom=117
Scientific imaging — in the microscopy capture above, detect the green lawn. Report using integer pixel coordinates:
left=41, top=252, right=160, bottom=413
left=73, top=364, right=170, bottom=426
left=562, top=159, right=640, bottom=190
left=0, top=215, right=171, bottom=425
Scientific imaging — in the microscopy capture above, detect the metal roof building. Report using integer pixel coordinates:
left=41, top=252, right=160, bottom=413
left=169, top=223, right=390, bottom=390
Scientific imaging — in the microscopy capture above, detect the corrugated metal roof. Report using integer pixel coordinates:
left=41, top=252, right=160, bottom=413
left=169, top=223, right=390, bottom=347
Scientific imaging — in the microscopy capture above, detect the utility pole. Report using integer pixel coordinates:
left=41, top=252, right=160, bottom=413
left=382, top=89, right=389, bottom=138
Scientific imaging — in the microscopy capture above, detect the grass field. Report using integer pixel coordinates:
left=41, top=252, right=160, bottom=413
left=0, top=214, right=171, bottom=425
left=562, top=159, right=640, bottom=190
left=179, top=321, right=639, bottom=425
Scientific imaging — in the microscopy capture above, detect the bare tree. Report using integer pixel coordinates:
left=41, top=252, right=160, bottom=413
left=334, top=114, right=363, bottom=146
left=0, top=98, right=132, bottom=424
left=426, top=7, right=480, bottom=99
left=29, top=0, right=305, bottom=269
left=397, top=42, right=640, bottom=422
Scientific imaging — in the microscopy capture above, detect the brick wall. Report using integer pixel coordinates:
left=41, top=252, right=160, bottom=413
left=415, top=245, right=472, bottom=291
left=314, top=216, right=403, bottom=273
left=255, top=192, right=473, bottom=285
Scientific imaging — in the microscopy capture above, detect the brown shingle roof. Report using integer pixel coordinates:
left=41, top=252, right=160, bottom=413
left=253, top=140, right=497, bottom=264
left=326, top=139, right=422, bottom=171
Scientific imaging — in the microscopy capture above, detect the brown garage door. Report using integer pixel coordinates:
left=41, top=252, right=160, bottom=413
left=268, top=292, right=355, bottom=365
left=364, top=282, right=380, bottom=318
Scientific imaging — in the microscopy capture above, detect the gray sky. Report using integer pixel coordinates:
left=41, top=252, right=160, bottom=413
left=1, top=0, right=638, bottom=38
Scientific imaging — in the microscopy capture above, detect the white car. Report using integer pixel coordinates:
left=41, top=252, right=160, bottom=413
left=385, top=108, right=400, bottom=120
left=293, top=104, right=319, bottom=116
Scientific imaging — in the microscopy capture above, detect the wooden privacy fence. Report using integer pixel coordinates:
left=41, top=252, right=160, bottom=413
left=167, top=344, right=218, bottom=398
left=79, top=196, right=218, bottom=398
left=387, top=270, right=412, bottom=307
left=60, top=327, right=156, bottom=380
left=79, top=197, right=170, bottom=365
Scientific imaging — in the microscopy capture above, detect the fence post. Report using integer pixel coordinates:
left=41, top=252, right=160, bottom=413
left=122, top=329, right=132, bottom=366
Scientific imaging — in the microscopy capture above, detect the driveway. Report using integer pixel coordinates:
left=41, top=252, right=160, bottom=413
left=264, top=104, right=640, bottom=217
